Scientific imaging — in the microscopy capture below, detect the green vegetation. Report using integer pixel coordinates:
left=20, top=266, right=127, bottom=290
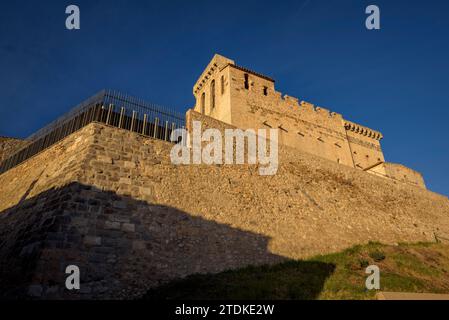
left=143, top=242, right=449, bottom=300
left=369, top=250, right=386, bottom=262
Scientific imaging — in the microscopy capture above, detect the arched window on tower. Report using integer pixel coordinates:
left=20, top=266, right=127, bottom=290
left=201, top=92, right=205, bottom=114
left=210, top=80, right=216, bottom=110
left=221, top=75, right=225, bottom=95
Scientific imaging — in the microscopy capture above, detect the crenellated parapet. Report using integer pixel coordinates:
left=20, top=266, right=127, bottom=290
left=190, top=53, right=425, bottom=189
left=256, top=96, right=344, bottom=124
left=302, top=102, right=343, bottom=120
left=344, top=120, right=383, bottom=141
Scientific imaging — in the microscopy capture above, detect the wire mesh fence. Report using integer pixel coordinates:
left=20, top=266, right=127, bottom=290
left=0, top=89, right=185, bottom=174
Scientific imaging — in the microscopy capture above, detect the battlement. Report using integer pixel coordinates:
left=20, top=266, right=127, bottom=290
left=298, top=101, right=344, bottom=121
left=191, top=54, right=424, bottom=189
left=344, top=120, right=383, bottom=141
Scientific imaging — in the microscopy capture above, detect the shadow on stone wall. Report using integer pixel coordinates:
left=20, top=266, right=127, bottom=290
left=0, top=182, right=335, bottom=300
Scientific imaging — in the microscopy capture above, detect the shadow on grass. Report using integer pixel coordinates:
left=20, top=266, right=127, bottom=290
left=143, top=260, right=336, bottom=300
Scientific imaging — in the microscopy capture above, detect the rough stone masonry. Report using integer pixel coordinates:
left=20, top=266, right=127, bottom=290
left=0, top=122, right=448, bottom=299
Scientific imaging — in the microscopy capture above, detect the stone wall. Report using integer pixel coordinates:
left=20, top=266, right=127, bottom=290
left=191, top=54, right=425, bottom=188
left=0, top=136, right=27, bottom=163
left=366, top=162, right=426, bottom=189
left=0, top=127, right=97, bottom=298
left=384, top=163, right=426, bottom=188
left=0, top=122, right=448, bottom=299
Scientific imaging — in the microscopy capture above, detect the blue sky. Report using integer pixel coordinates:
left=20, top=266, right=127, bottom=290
left=0, top=0, right=448, bottom=196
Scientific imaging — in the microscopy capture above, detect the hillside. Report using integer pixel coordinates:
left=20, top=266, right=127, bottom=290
left=144, top=242, right=449, bottom=300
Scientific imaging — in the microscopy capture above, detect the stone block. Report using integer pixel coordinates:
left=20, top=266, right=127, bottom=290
left=140, top=187, right=153, bottom=196
left=119, top=177, right=132, bottom=185
left=84, top=236, right=101, bottom=246
left=124, top=161, right=136, bottom=169
left=122, top=223, right=135, bottom=232
left=104, top=221, right=121, bottom=230
left=132, top=240, right=146, bottom=250
left=97, top=155, right=113, bottom=164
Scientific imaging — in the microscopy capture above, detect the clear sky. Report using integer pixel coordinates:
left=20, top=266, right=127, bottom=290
left=0, top=0, right=448, bottom=196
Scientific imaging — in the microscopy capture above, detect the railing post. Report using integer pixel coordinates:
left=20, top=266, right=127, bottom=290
left=99, top=104, right=105, bottom=123
left=171, top=123, right=175, bottom=142
left=119, top=107, right=125, bottom=129
left=81, top=108, right=88, bottom=128
left=60, top=122, right=68, bottom=139
left=106, top=104, right=114, bottom=125
left=142, top=114, right=148, bottom=135
left=164, top=121, right=169, bottom=141
left=6, top=157, right=12, bottom=171
left=69, top=115, right=76, bottom=133
left=89, top=104, right=96, bottom=123
left=153, top=117, right=159, bottom=139
left=131, top=110, right=137, bottom=132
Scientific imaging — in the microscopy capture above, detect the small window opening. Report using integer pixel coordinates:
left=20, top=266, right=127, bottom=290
left=201, top=92, right=205, bottom=114
left=263, top=86, right=268, bottom=96
left=244, top=73, right=249, bottom=90
left=221, top=76, right=225, bottom=95
left=210, top=80, right=215, bottom=110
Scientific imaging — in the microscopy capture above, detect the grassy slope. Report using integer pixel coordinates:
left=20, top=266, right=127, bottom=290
left=144, top=242, right=449, bottom=300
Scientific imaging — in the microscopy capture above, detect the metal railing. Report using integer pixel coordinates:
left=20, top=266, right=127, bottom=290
left=0, top=89, right=185, bottom=174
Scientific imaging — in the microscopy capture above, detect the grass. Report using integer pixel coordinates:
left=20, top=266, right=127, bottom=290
left=143, top=242, right=449, bottom=300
